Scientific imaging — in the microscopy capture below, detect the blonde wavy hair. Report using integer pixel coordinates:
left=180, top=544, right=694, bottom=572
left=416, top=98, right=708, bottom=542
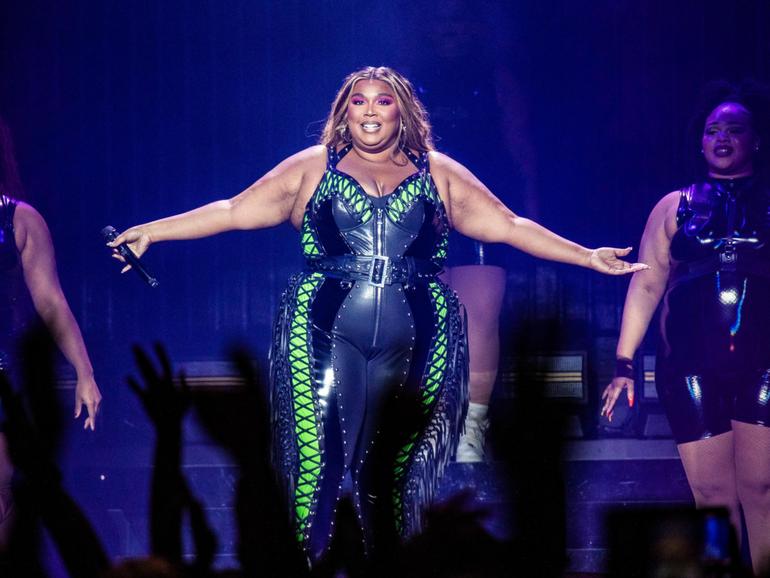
left=320, top=66, right=434, bottom=154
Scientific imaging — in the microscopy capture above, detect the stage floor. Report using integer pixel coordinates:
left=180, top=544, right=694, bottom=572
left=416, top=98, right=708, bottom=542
left=59, top=438, right=692, bottom=575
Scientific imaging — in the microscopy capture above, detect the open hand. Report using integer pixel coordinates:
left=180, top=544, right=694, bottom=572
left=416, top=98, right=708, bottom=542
left=588, top=247, right=649, bottom=275
left=128, top=344, right=190, bottom=428
left=601, top=377, right=634, bottom=422
left=74, top=376, right=102, bottom=430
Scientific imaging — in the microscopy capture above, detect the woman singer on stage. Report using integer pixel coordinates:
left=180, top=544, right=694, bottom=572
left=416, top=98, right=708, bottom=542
left=602, top=82, right=770, bottom=573
left=111, top=66, right=645, bottom=563
left=0, top=115, right=102, bottom=543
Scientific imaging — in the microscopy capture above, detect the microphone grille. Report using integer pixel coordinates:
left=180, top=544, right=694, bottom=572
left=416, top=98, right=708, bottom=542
left=101, top=225, right=118, bottom=241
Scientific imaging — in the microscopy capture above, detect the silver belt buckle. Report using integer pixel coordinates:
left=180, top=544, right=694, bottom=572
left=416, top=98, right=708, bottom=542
left=369, top=255, right=390, bottom=287
left=719, top=241, right=737, bottom=268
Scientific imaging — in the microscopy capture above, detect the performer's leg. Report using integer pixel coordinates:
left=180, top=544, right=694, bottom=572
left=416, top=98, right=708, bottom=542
left=353, top=280, right=461, bottom=546
left=733, top=420, right=770, bottom=573
left=352, top=348, right=415, bottom=554
left=349, top=297, right=417, bottom=552
left=656, top=368, right=742, bottom=552
left=677, top=433, right=741, bottom=541
left=282, top=276, right=357, bottom=562
left=305, top=335, right=368, bottom=563
left=446, top=265, right=506, bottom=462
left=304, top=391, right=346, bottom=562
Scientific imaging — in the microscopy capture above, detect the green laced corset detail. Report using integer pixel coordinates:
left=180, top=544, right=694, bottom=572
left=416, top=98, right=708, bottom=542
left=301, top=170, right=376, bottom=258
left=300, top=212, right=321, bottom=257
left=421, top=281, right=449, bottom=408
left=320, top=171, right=373, bottom=223
left=385, top=173, right=437, bottom=223
left=288, top=272, right=325, bottom=541
left=386, top=173, right=448, bottom=263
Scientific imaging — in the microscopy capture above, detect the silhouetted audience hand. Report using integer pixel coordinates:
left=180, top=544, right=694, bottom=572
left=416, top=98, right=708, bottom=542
left=128, top=344, right=191, bottom=433
left=0, top=328, right=108, bottom=578
left=126, top=343, right=219, bottom=573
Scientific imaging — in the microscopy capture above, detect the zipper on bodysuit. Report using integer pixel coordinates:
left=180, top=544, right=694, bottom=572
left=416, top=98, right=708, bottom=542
left=720, top=183, right=745, bottom=352
left=720, top=186, right=738, bottom=272
left=371, top=207, right=384, bottom=347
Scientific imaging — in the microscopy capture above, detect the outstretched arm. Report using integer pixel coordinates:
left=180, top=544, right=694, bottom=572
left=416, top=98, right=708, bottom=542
left=430, top=152, right=648, bottom=274
left=15, top=203, right=102, bottom=430
left=601, top=191, right=678, bottom=417
left=109, top=146, right=323, bottom=262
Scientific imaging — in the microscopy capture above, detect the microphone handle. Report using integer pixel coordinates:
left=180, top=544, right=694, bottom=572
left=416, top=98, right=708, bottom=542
left=103, top=225, right=159, bottom=288
left=117, top=245, right=159, bottom=288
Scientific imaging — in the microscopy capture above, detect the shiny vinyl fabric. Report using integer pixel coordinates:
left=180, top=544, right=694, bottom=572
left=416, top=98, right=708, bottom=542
left=657, top=177, right=770, bottom=443
left=0, top=195, right=23, bottom=423
left=0, top=194, right=30, bottom=368
left=269, top=146, right=467, bottom=562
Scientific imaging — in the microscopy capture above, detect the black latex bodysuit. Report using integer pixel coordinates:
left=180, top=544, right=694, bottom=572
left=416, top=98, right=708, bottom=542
left=0, top=194, right=30, bottom=375
left=657, top=177, right=770, bottom=443
left=270, top=145, right=467, bottom=562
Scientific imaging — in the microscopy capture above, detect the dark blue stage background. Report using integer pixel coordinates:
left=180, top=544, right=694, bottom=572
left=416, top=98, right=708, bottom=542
left=1, top=0, right=769, bottom=573
left=2, top=0, right=768, bottom=365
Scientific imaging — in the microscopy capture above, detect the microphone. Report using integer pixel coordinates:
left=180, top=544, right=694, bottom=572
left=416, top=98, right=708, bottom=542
left=101, top=226, right=159, bottom=288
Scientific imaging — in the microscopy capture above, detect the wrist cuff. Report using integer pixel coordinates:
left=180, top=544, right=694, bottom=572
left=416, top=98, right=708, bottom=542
left=614, top=357, right=635, bottom=380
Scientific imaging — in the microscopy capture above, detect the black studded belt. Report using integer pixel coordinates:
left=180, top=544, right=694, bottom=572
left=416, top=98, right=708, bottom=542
left=307, top=255, right=442, bottom=287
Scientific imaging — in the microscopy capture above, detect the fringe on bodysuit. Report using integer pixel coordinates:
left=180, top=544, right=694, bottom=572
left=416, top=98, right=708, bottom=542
left=268, top=273, right=305, bottom=515
left=400, top=291, right=469, bottom=537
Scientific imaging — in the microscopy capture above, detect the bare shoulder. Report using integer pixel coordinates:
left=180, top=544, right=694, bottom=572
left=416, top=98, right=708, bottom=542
left=13, top=202, right=48, bottom=234
left=284, top=145, right=329, bottom=228
left=646, top=190, right=681, bottom=220
left=13, top=201, right=45, bottom=224
left=648, top=190, right=681, bottom=238
left=277, top=144, right=327, bottom=175
left=425, top=151, right=459, bottom=206
left=426, top=150, right=477, bottom=196
left=426, top=150, right=467, bottom=177
left=286, top=145, right=327, bottom=194
left=656, top=190, right=681, bottom=210
left=13, top=202, right=51, bottom=253
left=257, top=144, right=326, bottom=202
left=291, top=144, right=328, bottom=164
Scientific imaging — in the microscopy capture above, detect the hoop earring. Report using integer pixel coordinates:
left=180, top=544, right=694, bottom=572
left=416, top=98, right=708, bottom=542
left=340, top=124, right=351, bottom=143
left=398, top=120, right=406, bottom=147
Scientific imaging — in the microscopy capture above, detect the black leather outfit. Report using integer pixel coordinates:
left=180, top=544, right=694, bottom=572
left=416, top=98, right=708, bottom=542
left=657, top=177, right=770, bottom=443
left=270, top=145, right=467, bottom=561
left=0, top=194, right=26, bottom=374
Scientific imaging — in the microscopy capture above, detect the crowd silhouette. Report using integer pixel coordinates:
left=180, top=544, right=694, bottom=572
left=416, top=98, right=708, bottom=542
left=0, top=322, right=759, bottom=577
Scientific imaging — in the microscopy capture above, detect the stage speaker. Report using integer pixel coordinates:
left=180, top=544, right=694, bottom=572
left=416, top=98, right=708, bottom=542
left=641, top=354, right=657, bottom=402
left=500, top=352, right=587, bottom=403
